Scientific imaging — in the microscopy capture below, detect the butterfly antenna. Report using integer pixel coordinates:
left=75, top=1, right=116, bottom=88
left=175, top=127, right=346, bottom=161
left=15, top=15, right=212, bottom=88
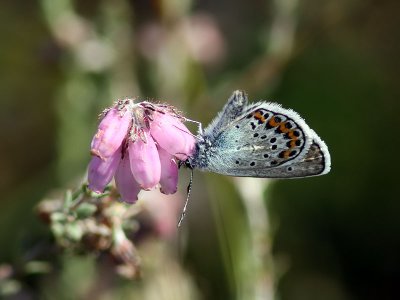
left=177, top=168, right=194, bottom=227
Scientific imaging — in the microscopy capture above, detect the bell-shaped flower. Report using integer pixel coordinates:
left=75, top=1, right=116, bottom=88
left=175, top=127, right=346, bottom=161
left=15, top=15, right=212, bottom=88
left=128, top=131, right=161, bottom=190
left=87, top=99, right=196, bottom=205
left=150, top=112, right=195, bottom=160
left=88, top=146, right=122, bottom=193
left=114, top=152, right=141, bottom=204
left=158, top=147, right=179, bottom=194
left=90, top=108, right=131, bottom=160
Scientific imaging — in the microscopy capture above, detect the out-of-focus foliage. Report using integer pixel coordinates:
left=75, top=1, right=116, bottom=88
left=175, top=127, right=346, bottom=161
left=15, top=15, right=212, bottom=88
left=0, top=0, right=399, bottom=299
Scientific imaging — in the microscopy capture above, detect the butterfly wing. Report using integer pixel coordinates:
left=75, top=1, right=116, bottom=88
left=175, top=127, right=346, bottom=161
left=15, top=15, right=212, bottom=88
left=194, top=102, right=330, bottom=178
left=261, top=132, right=331, bottom=178
left=202, top=90, right=248, bottom=138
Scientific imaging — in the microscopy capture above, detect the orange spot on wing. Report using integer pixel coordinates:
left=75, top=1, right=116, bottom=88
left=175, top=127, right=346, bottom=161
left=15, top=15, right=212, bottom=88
left=279, top=122, right=291, bottom=133
left=253, top=111, right=266, bottom=123
left=285, top=130, right=300, bottom=151
left=287, top=130, right=298, bottom=139
left=268, top=117, right=280, bottom=127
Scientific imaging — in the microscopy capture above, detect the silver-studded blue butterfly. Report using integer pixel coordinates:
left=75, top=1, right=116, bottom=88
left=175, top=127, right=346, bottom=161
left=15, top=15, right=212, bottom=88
left=188, top=90, right=331, bottom=177
left=178, top=90, right=331, bottom=225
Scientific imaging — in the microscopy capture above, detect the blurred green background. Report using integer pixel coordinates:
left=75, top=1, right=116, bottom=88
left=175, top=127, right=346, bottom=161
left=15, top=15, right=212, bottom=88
left=1, top=0, right=400, bottom=299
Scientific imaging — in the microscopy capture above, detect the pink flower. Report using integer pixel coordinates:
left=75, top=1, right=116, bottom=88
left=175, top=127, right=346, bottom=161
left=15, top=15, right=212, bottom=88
left=114, top=152, right=141, bottom=204
left=128, top=130, right=161, bottom=190
left=91, top=108, right=131, bottom=160
left=150, top=111, right=195, bottom=160
left=157, top=147, right=179, bottom=194
left=87, top=99, right=195, bottom=204
left=88, top=145, right=122, bottom=193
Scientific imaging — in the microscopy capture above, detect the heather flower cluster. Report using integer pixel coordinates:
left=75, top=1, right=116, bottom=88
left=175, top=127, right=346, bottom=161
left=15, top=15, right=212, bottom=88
left=88, top=99, right=195, bottom=203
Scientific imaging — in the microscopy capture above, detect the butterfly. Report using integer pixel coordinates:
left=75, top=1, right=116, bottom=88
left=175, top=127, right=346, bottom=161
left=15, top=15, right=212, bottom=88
left=178, top=90, right=331, bottom=226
